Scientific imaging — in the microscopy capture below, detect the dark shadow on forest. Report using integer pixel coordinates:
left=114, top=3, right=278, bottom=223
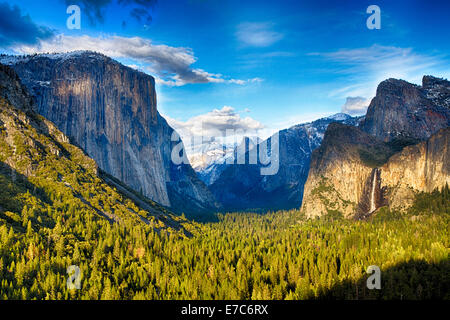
left=0, top=161, right=53, bottom=232
left=316, top=259, right=450, bottom=300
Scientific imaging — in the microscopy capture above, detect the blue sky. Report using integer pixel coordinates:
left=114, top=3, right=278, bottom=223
left=1, top=0, right=450, bottom=137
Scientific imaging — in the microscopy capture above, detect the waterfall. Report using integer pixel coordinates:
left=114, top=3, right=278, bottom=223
left=369, top=168, right=378, bottom=213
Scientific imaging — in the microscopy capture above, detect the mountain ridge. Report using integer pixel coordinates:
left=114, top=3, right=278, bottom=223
left=360, top=75, right=450, bottom=142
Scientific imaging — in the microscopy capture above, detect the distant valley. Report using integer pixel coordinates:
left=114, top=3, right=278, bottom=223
left=1, top=52, right=449, bottom=219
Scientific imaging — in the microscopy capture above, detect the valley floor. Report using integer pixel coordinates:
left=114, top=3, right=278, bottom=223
left=0, top=187, right=449, bottom=300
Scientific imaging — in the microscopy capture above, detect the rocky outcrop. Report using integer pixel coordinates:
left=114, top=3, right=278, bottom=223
left=302, top=76, right=450, bottom=219
left=361, top=76, right=450, bottom=142
left=0, top=64, right=33, bottom=112
left=302, top=125, right=449, bottom=218
left=1, top=52, right=218, bottom=216
left=301, top=123, right=392, bottom=218
left=379, top=127, right=450, bottom=211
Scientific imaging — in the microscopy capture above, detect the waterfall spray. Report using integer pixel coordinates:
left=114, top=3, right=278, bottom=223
left=369, top=168, right=378, bottom=213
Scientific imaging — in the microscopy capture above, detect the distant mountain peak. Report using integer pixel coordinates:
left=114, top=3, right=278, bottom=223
left=325, top=112, right=352, bottom=121
left=362, top=75, right=450, bottom=142
left=204, top=113, right=362, bottom=211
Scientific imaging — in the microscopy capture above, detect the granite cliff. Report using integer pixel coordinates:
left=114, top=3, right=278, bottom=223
left=0, top=52, right=218, bottom=217
left=379, top=127, right=449, bottom=212
left=301, top=76, right=450, bottom=218
left=0, top=63, right=190, bottom=233
left=361, top=76, right=450, bottom=142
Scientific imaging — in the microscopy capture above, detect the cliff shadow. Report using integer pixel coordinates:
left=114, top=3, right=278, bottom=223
left=316, top=259, right=450, bottom=300
left=0, top=161, right=53, bottom=232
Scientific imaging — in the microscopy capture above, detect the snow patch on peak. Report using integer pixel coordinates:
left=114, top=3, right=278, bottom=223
left=0, top=51, right=108, bottom=66
left=325, top=113, right=351, bottom=121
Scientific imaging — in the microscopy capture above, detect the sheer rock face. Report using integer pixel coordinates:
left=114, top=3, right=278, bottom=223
left=361, top=76, right=450, bottom=142
left=302, top=76, right=450, bottom=219
left=0, top=63, right=192, bottom=231
left=301, top=123, right=380, bottom=218
left=302, top=125, right=449, bottom=218
left=379, top=127, right=450, bottom=210
left=1, top=52, right=218, bottom=215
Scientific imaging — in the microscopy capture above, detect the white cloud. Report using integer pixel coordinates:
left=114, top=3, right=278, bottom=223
left=126, top=64, right=140, bottom=70
left=165, top=106, right=264, bottom=139
left=341, top=96, right=370, bottom=115
left=164, top=106, right=266, bottom=158
left=312, top=45, right=450, bottom=98
left=236, top=22, right=284, bottom=47
left=12, top=34, right=260, bottom=86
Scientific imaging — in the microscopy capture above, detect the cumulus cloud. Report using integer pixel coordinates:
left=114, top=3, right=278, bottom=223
left=165, top=106, right=266, bottom=162
left=236, top=22, right=284, bottom=47
left=0, top=3, right=55, bottom=46
left=341, top=96, right=370, bottom=115
left=13, top=34, right=259, bottom=86
left=166, top=106, right=265, bottom=139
